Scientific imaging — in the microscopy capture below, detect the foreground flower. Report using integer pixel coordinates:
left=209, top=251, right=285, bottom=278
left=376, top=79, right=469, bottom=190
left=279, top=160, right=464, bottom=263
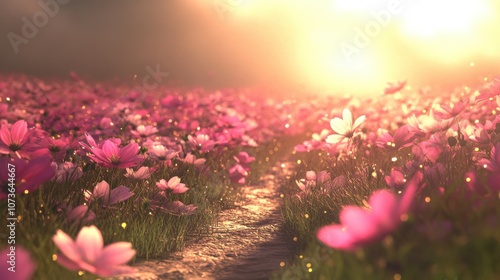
left=84, top=181, right=134, bottom=206
left=124, top=166, right=155, bottom=179
left=81, top=137, right=142, bottom=168
left=0, top=246, right=36, bottom=280
left=156, top=176, right=189, bottom=194
left=0, top=120, right=34, bottom=157
left=326, top=109, right=366, bottom=144
left=52, top=225, right=136, bottom=277
left=0, top=156, right=55, bottom=200
left=317, top=173, right=421, bottom=251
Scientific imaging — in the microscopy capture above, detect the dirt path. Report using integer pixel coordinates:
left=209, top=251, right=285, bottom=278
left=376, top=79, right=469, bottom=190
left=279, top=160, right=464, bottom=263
left=115, top=163, right=294, bottom=280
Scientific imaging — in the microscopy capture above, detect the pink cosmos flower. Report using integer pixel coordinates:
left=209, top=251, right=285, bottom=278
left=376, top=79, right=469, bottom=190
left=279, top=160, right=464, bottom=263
left=376, top=125, right=416, bottom=150
left=0, top=156, right=55, bottom=200
left=434, top=99, right=469, bottom=120
left=317, top=173, right=421, bottom=251
left=124, top=166, right=155, bottom=179
left=326, top=109, right=366, bottom=144
left=52, top=225, right=136, bottom=277
left=147, top=144, right=178, bottom=161
left=66, top=205, right=96, bottom=225
left=180, top=153, right=206, bottom=166
left=130, top=125, right=158, bottom=138
left=165, top=201, right=197, bottom=215
left=0, top=246, right=36, bottom=280
left=478, top=143, right=500, bottom=172
left=385, top=168, right=406, bottom=189
left=229, top=163, right=248, bottom=184
left=384, top=80, right=406, bottom=95
left=80, top=135, right=142, bottom=168
left=156, top=176, right=189, bottom=194
left=0, top=120, right=35, bottom=157
left=84, top=181, right=134, bottom=206
left=188, top=134, right=216, bottom=153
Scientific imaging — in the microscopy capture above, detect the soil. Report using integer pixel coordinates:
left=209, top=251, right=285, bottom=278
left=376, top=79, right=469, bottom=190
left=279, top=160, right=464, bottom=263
left=113, top=163, right=296, bottom=280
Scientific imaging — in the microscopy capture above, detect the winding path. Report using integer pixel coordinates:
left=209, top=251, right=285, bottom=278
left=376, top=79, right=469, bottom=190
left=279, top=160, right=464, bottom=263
left=115, top=163, right=295, bottom=280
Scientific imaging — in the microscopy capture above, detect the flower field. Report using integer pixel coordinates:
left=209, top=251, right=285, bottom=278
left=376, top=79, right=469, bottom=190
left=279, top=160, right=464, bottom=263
left=1, top=74, right=500, bottom=279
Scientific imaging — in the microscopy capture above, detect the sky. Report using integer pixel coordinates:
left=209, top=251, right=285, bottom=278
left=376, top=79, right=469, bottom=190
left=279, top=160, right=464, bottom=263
left=1, top=0, right=499, bottom=96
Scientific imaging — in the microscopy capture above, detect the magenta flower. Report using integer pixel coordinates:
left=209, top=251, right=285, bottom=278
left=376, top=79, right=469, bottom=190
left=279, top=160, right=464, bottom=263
left=0, top=120, right=35, bottom=157
left=326, top=109, right=366, bottom=144
left=84, top=181, right=134, bottom=206
left=434, top=99, right=469, bottom=120
left=385, top=168, right=406, bottom=189
left=188, top=134, right=216, bottom=153
left=376, top=125, right=416, bottom=150
left=229, top=163, right=248, bottom=184
left=180, top=153, right=206, bottom=166
left=156, top=176, right=189, bottom=194
left=165, top=201, right=197, bottom=215
left=66, top=205, right=96, bottom=225
left=52, top=225, right=136, bottom=277
left=147, top=144, right=178, bottom=161
left=124, top=166, right=155, bottom=179
left=130, top=125, right=158, bottom=138
left=0, top=246, right=36, bottom=280
left=384, top=80, right=406, bottom=95
left=317, top=173, right=421, bottom=251
left=0, top=156, right=55, bottom=200
left=81, top=137, right=142, bottom=168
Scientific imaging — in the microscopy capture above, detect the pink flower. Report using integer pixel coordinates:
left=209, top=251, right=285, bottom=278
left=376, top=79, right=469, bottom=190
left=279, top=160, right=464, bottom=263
left=317, top=173, right=421, bottom=251
left=0, top=120, right=37, bottom=158
left=0, top=156, right=55, bottom=200
left=326, top=109, right=366, bottom=144
left=376, top=125, right=416, bottom=150
left=434, top=99, right=469, bottom=120
left=66, top=205, right=96, bottom=225
left=52, top=225, right=136, bottom=277
left=478, top=143, right=500, bottom=172
left=229, top=163, right=248, bottom=184
left=53, top=162, right=83, bottom=183
left=384, top=80, right=406, bottom=95
left=180, top=153, right=206, bottom=166
left=81, top=137, right=142, bottom=168
left=84, top=181, right=134, bottom=206
left=385, top=168, right=406, bottom=189
left=147, top=144, right=178, bottom=161
left=124, top=166, right=155, bottom=179
left=156, top=176, right=189, bottom=194
left=0, top=246, right=36, bottom=280
left=188, top=134, right=216, bottom=153
left=130, top=125, right=158, bottom=138
left=165, top=201, right=197, bottom=215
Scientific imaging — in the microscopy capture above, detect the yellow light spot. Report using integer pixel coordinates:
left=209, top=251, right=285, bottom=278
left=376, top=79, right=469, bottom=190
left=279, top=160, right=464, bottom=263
left=81, top=105, right=86, bottom=109
left=394, top=273, right=402, bottom=280
left=474, top=147, right=480, bottom=152
left=483, top=164, right=488, bottom=169
left=121, top=222, right=127, bottom=229
left=371, top=171, right=377, bottom=178
left=6, top=97, right=11, bottom=101
left=52, top=254, right=57, bottom=261
left=299, top=255, right=303, bottom=259
left=78, top=271, right=85, bottom=276
left=24, top=190, right=29, bottom=195
left=280, top=194, right=284, bottom=198
left=306, top=263, right=312, bottom=268
left=281, top=163, right=285, bottom=168
left=293, top=237, right=298, bottom=242
left=466, top=177, right=471, bottom=183
left=308, top=268, right=313, bottom=273
left=280, top=262, right=285, bottom=267
left=493, top=110, right=497, bottom=115
left=304, top=214, right=310, bottom=219
left=297, top=159, right=302, bottom=164
left=391, top=157, right=397, bottom=162
left=400, top=214, right=409, bottom=222
left=324, top=210, right=327, bottom=214
left=285, top=123, right=290, bottom=129
left=419, top=164, right=423, bottom=169
left=425, top=197, right=431, bottom=203
left=422, top=109, right=427, bottom=113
